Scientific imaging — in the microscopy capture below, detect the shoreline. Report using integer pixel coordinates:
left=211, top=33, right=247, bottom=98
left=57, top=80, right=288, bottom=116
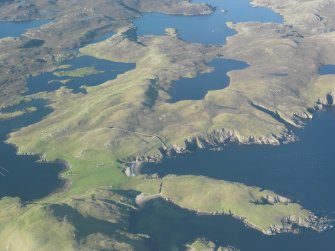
left=127, top=102, right=334, bottom=178
left=0, top=99, right=69, bottom=202
left=134, top=192, right=329, bottom=236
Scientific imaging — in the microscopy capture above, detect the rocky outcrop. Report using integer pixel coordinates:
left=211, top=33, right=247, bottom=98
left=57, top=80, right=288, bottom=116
left=124, top=123, right=295, bottom=170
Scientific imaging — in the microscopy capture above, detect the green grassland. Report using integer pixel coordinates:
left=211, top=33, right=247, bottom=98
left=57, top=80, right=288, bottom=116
left=0, top=0, right=212, bottom=108
left=186, top=238, right=238, bottom=251
left=1, top=24, right=330, bottom=249
left=160, top=175, right=314, bottom=234
left=1, top=0, right=335, bottom=250
left=0, top=190, right=149, bottom=251
left=186, top=238, right=217, bottom=251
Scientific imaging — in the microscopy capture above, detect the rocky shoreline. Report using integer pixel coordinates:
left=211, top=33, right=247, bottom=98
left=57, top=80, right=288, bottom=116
left=135, top=190, right=331, bottom=236
left=126, top=97, right=335, bottom=236
left=124, top=92, right=335, bottom=175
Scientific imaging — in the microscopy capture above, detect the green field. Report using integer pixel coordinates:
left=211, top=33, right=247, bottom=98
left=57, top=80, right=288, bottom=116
left=1, top=0, right=335, bottom=250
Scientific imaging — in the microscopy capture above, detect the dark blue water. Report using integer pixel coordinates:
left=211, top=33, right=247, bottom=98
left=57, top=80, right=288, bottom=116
left=0, top=1, right=333, bottom=250
left=0, top=19, right=67, bottom=201
left=134, top=0, right=283, bottom=44
left=0, top=100, right=65, bottom=201
left=319, top=65, right=335, bottom=75
left=0, top=27, right=134, bottom=201
left=142, top=109, right=335, bottom=215
left=135, top=0, right=278, bottom=102
left=131, top=2, right=335, bottom=248
left=91, top=31, right=115, bottom=43
left=0, top=55, right=134, bottom=202
left=169, top=58, right=248, bottom=102
left=26, top=56, right=135, bottom=95
left=130, top=198, right=335, bottom=251
left=134, top=109, right=335, bottom=251
left=0, top=20, right=48, bottom=38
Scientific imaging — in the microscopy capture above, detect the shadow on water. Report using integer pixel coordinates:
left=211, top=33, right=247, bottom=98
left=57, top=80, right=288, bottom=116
left=50, top=204, right=119, bottom=240
left=90, top=31, right=115, bottom=44
left=129, top=198, right=335, bottom=251
left=0, top=100, right=65, bottom=201
left=168, top=58, right=248, bottom=102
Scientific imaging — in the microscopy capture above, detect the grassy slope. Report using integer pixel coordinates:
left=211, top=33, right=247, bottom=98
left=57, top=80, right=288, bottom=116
left=161, top=175, right=312, bottom=234
left=1, top=0, right=335, bottom=249
left=0, top=198, right=76, bottom=251
left=2, top=21, right=333, bottom=250
left=186, top=238, right=216, bottom=251
left=186, top=238, right=238, bottom=251
left=0, top=189, right=152, bottom=251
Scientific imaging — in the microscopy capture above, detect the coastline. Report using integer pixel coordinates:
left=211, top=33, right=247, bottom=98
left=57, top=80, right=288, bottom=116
left=134, top=191, right=330, bottom=236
